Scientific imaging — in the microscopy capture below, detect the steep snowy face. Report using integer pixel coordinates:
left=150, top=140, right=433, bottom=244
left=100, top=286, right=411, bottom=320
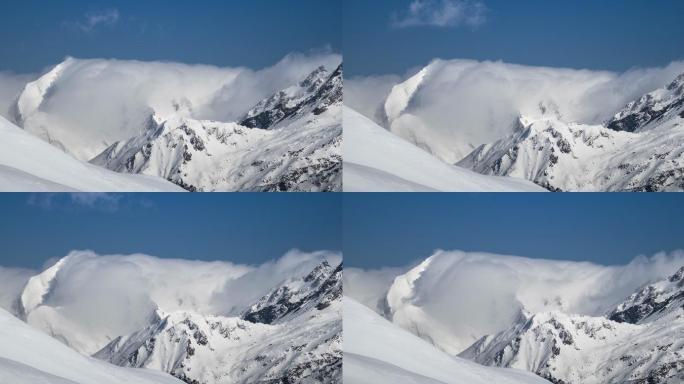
left=607, top=73, right=684, bottom=132
left=460, top=266, right=684, bottom=384
left=383, top=66, right=430, bottom=123
left=96, top=262, right=343, bottom=384
left=92, top=65, right=342, bottom=192
left=609, top=266, right=684, bottom=324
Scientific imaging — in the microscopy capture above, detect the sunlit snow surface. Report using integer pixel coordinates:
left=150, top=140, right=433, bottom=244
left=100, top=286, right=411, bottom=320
left=0, top=308, right=183, bottom=384
left=0, top=116, right=182, bottom=192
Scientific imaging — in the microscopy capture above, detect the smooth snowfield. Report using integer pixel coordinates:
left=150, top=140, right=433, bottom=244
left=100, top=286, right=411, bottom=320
left=343, top=107, right=544, bottom=192
left=0, top=308, right=182, bottom=384
left=343, top=297, right=550, bottom=384
left=0, top=116, right=182, bottom=192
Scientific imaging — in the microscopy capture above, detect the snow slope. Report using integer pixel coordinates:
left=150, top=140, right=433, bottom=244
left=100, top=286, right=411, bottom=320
left=343, top=107, right=544, bottom=192
left=0, top=308, right=183, bottom=384
left=0, top=115, right=182, bottom=192
left=344, top=297, right=550, bottom=384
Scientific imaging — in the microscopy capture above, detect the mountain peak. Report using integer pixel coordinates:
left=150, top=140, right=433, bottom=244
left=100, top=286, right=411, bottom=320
left=608, top=264, right=684, bottom=324
left=607, top=72, right=684, bottom=133
left=240, top=64, right=342, bottom=130
left=242, top=260, right=342, bottom=324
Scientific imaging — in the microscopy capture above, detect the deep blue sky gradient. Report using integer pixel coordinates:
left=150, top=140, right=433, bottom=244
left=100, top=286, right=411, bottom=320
left=0, top=193, right=341, bottom=269
left=345, top=0, right=684, bottom=76
left=0, top=0, right=341, bottom=73
left=343, top=193, right=684, bottom=268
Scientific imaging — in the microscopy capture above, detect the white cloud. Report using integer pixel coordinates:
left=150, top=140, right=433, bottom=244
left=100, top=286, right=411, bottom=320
left=391, top=0, right=488, bottom=29
left=27, top=193, right=127, bottom=211
left=343, top=265, right=409, bottom=314
left=68, top=9, right=120, bottom=32
left=345, top=74, right=401, bottom=126
left=0, top=266, right=35, bottom=316
left=347, top=59, right=684, bottom=163
left=17, top=52, right=341, bottom=160
left=347, top=249, right=684, bottom=354
left=0, top=71, right=34, bottom=120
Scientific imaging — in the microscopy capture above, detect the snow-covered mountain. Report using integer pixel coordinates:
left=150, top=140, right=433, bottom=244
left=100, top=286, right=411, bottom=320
left=345, top=251, right=684, bottom=384
left=343, top=106, right=544, bottom=192
left=91, top=65, right=342, bottom=192
left=608, top=266, right=684, bottom=324
left=344, top=297, right=550, bottom=384
left=349, top=59, right=684, bottom=191
left=0, top=114, right=182, bottom=192
left=94, top=261, right=342, bottom=384
left=10, top=252, right=342, bottom=384
left=461, top=267, right=684, bottom=384
left=607, top=73, right=684, bottom=133
left=0, top=307, right=183, bottom=384
left=3, top=56, right=341, bottom=192
left=458, top=72, right=684, bottom=191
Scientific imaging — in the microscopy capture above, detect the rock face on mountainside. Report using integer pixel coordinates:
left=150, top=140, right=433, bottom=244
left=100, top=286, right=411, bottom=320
left=609, top=266, right=684, bottom=324
left=459, top=72, right=684, bottom=192
left=242, top=261, right=342, bottom=324
left=89, top=65, right=343, bottom=192
left=460, top=267, right=684, bottom=384
left=94, top=261, right=343, bottom=384
left=241, top=65, right=342, bottom=129
left=607, top=74, right=684, bottom=133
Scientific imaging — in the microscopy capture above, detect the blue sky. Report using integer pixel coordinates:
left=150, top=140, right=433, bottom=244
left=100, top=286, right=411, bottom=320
left=345, top=0, right=684, bottom=76
left=0, top=193, right=341, bottom=269
left=0, top=0, right=341, bottom=73
left=343, top=193, right=684, bottom=268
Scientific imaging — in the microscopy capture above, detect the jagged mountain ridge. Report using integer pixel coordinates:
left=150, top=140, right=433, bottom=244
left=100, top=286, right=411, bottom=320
left=242, top=261, right=342, bottom=324
left=459, top=72, right=684, bottom=191
left=607, top=73, right=684, bottom=132
left=94, top=261, right=343, bottom=384
left=91, top=65, right=342, bottom=192
left=609, top=266, right=684, bottom=324
left=241, top=65, right=342, bottom=129
left=460, top=267, right=684, bottom=384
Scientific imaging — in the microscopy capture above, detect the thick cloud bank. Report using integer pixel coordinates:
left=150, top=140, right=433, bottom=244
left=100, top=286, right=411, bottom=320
left=14, top=52, right=340, bottom=160
left=347, top=249, right=684, bottom=354
left=347, top=59, right=684, bottom=163
left=12, top=249, right=339, bottom=354
left=0, top=266, right=35, bottom=316
left=0, top=72, right=35, bottom=120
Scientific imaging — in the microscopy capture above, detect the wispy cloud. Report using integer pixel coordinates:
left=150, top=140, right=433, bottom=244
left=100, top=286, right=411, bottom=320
left=65, top=8, right=120, bottom=33
left=391, top=0, right=488, bottom=29
left=27, top=193, right=124, bottom=212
